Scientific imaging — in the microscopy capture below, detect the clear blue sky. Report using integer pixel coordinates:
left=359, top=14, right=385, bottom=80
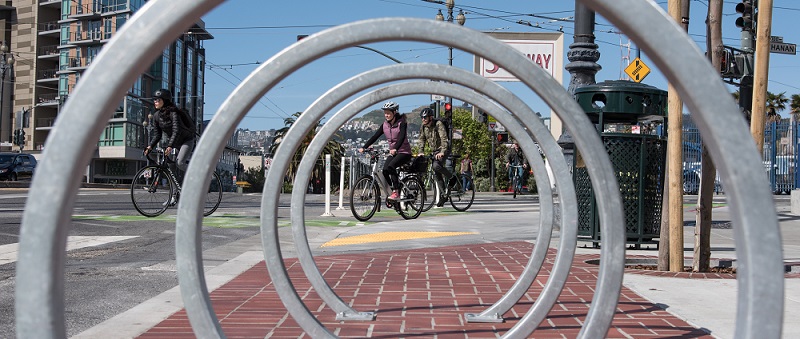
left=199, top=0, right=800, bottom=131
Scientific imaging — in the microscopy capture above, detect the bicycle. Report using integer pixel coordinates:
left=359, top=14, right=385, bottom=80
left=420, top=154, right=475, bottom=212
left=509, top=164, right=525, bottom=199
left=349, top=149, right=425, bottom=221
left=130, top=148, right=222, bottom=217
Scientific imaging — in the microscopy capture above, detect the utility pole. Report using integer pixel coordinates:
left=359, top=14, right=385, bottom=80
left=751, top=0, right=773, bottom=152
left=694, top=0, right=723, bottom=272
left=667, top=0, right=686, bottom=272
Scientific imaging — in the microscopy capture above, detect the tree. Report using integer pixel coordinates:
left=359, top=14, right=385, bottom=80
left=765, top=92, right=788, bottom=123
left=790, top=94, right=800, bottom=122
left=243, top=166, right=265, bottom=193
left=268, top=112, right=345, bottom=190
left=690, top=0, right=721, bottom=273
left=450, top=107, right=491, bottom=164
left=735, top=90, right=789, bottom=123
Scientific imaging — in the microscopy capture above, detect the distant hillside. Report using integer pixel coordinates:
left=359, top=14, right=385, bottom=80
left=357, top=106, right=425, bottom=125
left=335, top=106, right=427, bottom=143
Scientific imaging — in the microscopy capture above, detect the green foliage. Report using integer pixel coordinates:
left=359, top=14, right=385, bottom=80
left=243, top=166, right=264, bottom=193
left=451, top=107, right=491, bottom=164
left=268, top=112, right=346, bottom=184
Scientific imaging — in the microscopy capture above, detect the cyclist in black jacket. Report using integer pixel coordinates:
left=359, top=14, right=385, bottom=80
left=145, top=89, right=196, bottom=184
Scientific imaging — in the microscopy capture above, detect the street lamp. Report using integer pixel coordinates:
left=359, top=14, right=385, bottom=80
left=429, top=0, right=465, bottom=165
left=432, top=0, right=466, bottom=69
left=1, top=42, right=15, bottom=145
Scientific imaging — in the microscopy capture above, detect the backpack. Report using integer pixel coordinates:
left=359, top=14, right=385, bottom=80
left=434, top=118, right=451, bottom=141
left=175, top=107, right=197, bottom=135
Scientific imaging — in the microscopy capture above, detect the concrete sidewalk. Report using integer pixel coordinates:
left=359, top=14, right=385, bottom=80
left=73, top=193, right=800, bottom=338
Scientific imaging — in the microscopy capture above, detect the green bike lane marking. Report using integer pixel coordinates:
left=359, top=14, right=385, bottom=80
left=74, top=205, right=463, bottom=228
left=72, top=214, right=367, bottom=228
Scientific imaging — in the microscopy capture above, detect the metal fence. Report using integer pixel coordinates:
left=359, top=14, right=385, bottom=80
left=683, top=120, right=798, bottom=195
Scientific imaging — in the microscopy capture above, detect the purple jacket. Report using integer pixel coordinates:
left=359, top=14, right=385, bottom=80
left=362, top=114, right=411, bottom=154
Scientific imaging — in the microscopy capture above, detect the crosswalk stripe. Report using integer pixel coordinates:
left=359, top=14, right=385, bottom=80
left=0, top=236, right=138, bottom=265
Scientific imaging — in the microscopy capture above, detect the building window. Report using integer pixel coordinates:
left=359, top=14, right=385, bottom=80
left=99, top=122, right=124, bottom=146
left=126, top=97, right=145, bottom=122
left=126, top=123, right=145, bottom=148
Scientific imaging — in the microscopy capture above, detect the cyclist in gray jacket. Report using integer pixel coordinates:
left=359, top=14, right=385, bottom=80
left=505, top=141, right=528, bottom=192
left=418, top=108, right=453, bottom=207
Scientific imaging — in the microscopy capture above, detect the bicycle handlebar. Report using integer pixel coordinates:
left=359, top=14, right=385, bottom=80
left=144, top=147, right=175, bottom=165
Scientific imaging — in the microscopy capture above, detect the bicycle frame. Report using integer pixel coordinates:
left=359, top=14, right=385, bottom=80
left=146, top=149, right=182, bottom=192
left=364, top=151, right=392, bottom=197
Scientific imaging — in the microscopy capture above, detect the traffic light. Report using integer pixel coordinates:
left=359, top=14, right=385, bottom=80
left=720, top=49, right=735, bottom=77
left=14, top=129, right=25, bottom=147
left=497, top=133, right=509, bottom=143
left=429, top=102, right=438, bottom=117
left=443, top=102, right=452, bottom=118
left=735, top=0, right=756, bottom=32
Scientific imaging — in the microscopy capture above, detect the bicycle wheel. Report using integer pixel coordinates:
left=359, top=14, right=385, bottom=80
left=512, top=174, right=519, bottom=199
left=397, top=176, right=424, bottom=219
left=350, top=175, right=379, bottom=221
left=203, top=171, right=223, bottom=216
left=421, top=169, right=437, bottom=212
left=449, top=174, right=475, bottom=212
left=131, top=166, right=174, bottom=217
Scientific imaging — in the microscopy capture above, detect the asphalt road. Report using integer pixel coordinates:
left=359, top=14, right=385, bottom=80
left=0, top=188, right=273, bottom=337
left=0, top=187, right=541, bottom=337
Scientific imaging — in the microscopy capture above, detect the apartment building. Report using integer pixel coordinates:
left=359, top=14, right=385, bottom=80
left=10, top=0, right=213, bottom=183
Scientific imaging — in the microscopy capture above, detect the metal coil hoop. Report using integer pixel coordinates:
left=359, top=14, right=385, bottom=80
left=581, top=1, right=782, bottom=338
left=287, top=64, right=563, bottom=324
left=177, top=18, right=624, bottom=337
left=15, top=0, right=223, bottom=338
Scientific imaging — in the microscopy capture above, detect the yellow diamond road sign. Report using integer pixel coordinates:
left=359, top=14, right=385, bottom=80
left=624, top=57, right=651, bottom=83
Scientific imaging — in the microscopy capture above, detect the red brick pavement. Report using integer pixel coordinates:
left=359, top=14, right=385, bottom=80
left=138, top=241, right=713, bottom=338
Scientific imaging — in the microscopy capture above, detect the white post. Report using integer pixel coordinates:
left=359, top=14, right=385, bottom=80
left=337, top=156, right=346, bottom=210
left=321, top=154, right=333, bottom=216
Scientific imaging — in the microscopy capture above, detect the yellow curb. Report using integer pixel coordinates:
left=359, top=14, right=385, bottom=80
left=321, top=231, right=478, bottom=247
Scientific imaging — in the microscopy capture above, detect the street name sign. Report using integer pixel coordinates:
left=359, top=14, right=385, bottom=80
left=770, top=42, right=796, bottom=55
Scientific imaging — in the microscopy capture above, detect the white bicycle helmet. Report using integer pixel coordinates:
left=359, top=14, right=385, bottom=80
left=382, top=101, right=399, bottom=112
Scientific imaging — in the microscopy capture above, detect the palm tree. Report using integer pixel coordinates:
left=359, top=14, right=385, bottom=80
left=790, top=94, right=800, bottom=123
left=268, top=112, right=345, bottom=187
left=765, top=91, right=788, bottom=123
left=732, top=90, right=789, bottom=123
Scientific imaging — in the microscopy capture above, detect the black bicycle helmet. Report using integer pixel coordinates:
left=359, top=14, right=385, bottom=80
left=420, top=107, right=434, bottom=118
left=153, top=88, right=173, bottom=105
left=382, top=101, right=399, bottom=112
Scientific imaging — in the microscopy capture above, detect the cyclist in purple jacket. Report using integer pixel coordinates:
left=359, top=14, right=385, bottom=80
left=358, top=101, right=412, bottom=201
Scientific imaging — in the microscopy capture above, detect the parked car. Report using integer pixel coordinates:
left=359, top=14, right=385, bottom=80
left=682, top=165, right=722, bottom=195
left=0, top=152, right=37, bottom=181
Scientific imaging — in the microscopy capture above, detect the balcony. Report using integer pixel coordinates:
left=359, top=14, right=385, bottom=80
left=37, top=45, right=59, bottom=58
left=37, top=93, right=60, bottom=107
left=35, top=117, right=56, bottom=130
left=36, top=68, right=59, bottom=82
left=69, top=3, right=101, bottom=19
left=38, top=0, right=60, bottom=7
left=38, top=21, right=60, bottom=35
left=100, top=3, right=131, bottom=15
left=71, top=30, right=104, bottom=45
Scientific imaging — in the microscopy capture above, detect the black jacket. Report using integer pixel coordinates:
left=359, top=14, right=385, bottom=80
left=149, top=106, right=196, bottom=149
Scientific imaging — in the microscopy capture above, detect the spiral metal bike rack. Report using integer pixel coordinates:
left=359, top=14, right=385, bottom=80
left=287, top=67, right=566, bottom=324
left=15, top=0, right=783, bottom=338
